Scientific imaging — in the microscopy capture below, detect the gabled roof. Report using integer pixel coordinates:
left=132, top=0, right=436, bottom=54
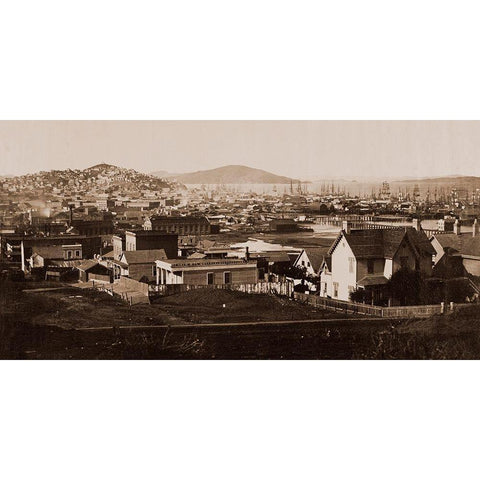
left=76, top=260, right=98, bottom=271
left=325, top=257, right=332, bottom=271
left=319, top=256, right=332, bottom=273
left=431, top=233, right=480, bottom=258
left=303, top=247, right=330, bottom=272
left=122, top=249, right=167, bottom=264
left=329, top=227, right=435, bottom=259
left=287, top=252, right=301, bottom=264
left=329, top=230, right=383, bottom=258
left=432, top=233, right=465, bottom=252
left=401, top=228, right=436, bottom=256
left=432, top=255, right=468, bottom=279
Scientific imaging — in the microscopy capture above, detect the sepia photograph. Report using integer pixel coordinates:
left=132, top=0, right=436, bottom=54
left=1, top=121, right=480, bottom=359
left=2, top=2, right=480, bottom=479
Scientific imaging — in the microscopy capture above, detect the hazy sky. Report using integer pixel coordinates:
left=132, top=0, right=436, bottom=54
left=1, top=121, right=480, bottom=179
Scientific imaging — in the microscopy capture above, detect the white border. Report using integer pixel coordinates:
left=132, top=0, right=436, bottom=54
left=1, top=0, right=480, bottom=119
left=1, top=1, right=479, bottom=479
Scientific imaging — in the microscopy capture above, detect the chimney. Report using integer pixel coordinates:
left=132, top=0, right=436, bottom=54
left=454, top=219, right=461, bottom=235
left=473, top=218, right=479, bottom=237
left=342, top=220, right=351, bottom=234
left=245, top=246, right=250, bottom=261
left=69, top=205, right=73, bottom=226
left=412, top=218, right=421, bottom=231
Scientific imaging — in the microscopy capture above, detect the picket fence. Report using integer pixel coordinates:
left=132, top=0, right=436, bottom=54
left=293, top=292, right=472, bottom=318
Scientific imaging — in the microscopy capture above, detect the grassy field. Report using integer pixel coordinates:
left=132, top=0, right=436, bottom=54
left=2, top=279, right=348, bottom=329
left=2, top=278, right=480, bottom=359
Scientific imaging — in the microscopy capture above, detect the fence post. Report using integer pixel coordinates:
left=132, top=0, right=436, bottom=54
left=440, top=302, right=444, bottom=314
left=450, top=301, right=454, bottom=312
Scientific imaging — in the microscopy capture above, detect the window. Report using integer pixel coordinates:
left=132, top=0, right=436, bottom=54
left=348, top=257, right=355, bottom=273
left=152, top=265, right=156, bottom=277
left=333, top=282, right=339, bottom=298
left=207, top=272, right=214, bottom=285
left=224, top=271, right=231, bottom=284
left=75, top=250, right=80, bottom=258
left=367, top=259, right=374, bottom=274
left=301, top=260, right=305, bottom=266
left=67, top=250, right=72, bottom=259
left=307, top=262, right=311, bottom=267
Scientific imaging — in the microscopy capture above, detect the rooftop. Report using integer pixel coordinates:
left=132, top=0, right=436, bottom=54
left=125, top=230, right=178, bottom=237
left=330, top=227, right=435, bottom=259
left=150, top=215, right=210, bottom=224
left=157, top=258, right=257, bottom=269
left=357, top=274, right=389, bottom=287
left=122, top=249, right=168, bottom=264
left=32, top=246, right=64, bottom=259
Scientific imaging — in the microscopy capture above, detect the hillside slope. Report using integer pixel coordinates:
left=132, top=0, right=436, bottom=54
left=152, top=165, right=299, bottom=184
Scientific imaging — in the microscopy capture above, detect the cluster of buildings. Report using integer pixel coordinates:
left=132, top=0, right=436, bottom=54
left=318, top=219, right=480, bottom=305
left=1, top=164, right=480, bottom=307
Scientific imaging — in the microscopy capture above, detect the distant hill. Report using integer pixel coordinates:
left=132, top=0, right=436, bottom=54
left=390, top=176, right=480, bottom=195
left=150, top=170, right=171, bottom=179
left=152, top=165, right=300, bottom=184
left=391, top=175, right=480, bottom=186
left=1, top=163, right=177, bottom=194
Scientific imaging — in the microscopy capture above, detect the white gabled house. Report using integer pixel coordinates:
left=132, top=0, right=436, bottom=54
left=293, top=247, right=327, bottom=277
left=320, top=223, right=435, bottom=303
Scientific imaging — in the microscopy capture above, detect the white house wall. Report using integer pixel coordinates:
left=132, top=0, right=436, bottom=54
left=320, top=271, right=332, bottom=297
left=384, top=258, right=393, bottom=278
left=294, top=250, right=317, bottom=277
left=331, top=236, right=357, bottom=301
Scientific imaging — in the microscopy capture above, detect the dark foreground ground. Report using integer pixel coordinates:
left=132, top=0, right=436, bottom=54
left=2, top=279, right=480, bottom=359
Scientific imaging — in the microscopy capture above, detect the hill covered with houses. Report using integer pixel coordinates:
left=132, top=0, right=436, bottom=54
left=0, top=163, right=179, bottom=197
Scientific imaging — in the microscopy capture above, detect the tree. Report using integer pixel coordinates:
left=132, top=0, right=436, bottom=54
left=386, top=267, right=425, bottom=306
left=350, top=288, right=366, bottom=303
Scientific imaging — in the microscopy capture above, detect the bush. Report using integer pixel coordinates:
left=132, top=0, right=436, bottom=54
left=385, top=267, right=427, bottom=306
left=349, top=288, right=366, bottom=303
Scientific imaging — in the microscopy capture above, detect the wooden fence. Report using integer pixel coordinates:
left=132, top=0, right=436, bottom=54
left=119, top=276, right=150, bottom=296
left=316, top=216, right=454, bottom=237
left=150, top=281, right=293, bottom=297
left=294, top=292, right=472, bottom=318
